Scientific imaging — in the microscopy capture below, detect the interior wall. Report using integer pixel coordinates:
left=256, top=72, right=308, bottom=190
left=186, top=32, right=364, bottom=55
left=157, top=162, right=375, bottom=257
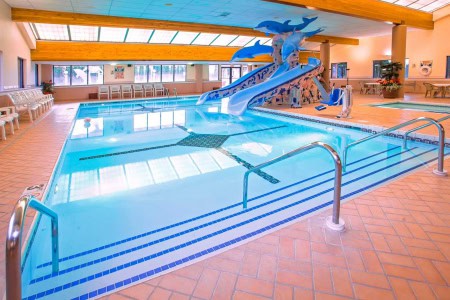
left=104, top=64, right=134, bottom=84
left=0, top=0, right=34, bottom=90
left=330, top=14, right=450, bottom=80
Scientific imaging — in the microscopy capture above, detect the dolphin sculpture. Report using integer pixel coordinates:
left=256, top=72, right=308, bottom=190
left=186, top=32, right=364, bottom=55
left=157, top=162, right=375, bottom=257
left=281, top=28, right=324, bottom=61
left=254, top=17, right=318, bottom=35
left=231, top=40, right=273, bottom=62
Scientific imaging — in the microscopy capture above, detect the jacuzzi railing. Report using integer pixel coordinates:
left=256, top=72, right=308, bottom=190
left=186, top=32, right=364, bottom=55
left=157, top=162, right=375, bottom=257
left=242, top=141, right=345, bottom=231
left=6, top=195, right=59, bottom=300
left=342, top=117, right=447, bottom=176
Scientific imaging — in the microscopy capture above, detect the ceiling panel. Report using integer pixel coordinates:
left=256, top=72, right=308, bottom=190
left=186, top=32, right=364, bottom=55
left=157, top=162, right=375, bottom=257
left=7, top=0, right=446, bottom=39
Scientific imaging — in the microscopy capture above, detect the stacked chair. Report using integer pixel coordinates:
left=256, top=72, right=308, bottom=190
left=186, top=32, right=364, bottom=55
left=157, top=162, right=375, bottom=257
left=5, top=88, right=53, bottom=124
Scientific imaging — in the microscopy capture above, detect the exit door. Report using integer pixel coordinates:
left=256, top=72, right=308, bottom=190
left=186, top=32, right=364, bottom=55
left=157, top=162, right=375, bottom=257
left=221, top=66, right=241, bottom=87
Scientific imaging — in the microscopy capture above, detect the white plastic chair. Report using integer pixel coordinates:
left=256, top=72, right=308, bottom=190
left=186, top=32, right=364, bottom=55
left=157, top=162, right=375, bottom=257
left=0, top=119, right=5, bottom=140
left=154, top=83, right=169, bottom=96
left=121, top=85, right=132, bottom=98
left=98, top=86, right=110, bottom=100
left=0, top=107, right=17, bottom=135
left=8, top=92, right=40, bottom=121
left=143, top=84, right=155, bottom=97
left=110, top=85, right=121, bottom=99
left=133, top=84, right=144, bottom=98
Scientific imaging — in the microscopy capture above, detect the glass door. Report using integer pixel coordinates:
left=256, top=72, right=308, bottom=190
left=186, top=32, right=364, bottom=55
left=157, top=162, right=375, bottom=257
left=18, top=57, right=24, bottom=88
left=221, top=67, right=231, bottom=87
left=231, top=67, right=241, bottom=83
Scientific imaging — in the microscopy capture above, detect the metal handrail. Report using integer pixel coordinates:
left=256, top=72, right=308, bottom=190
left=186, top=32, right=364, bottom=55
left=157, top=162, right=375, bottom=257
left=342, top=117, right=446, bottom=175
left=403, top=114, right=450, bottom=148
left=242, top=141, right=343, bottom=226
left=6, top=195, right=59, bottom=300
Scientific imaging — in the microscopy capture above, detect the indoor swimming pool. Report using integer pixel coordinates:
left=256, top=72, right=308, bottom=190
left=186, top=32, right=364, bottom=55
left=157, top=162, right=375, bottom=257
left=21, top=97, right=448, bottom=299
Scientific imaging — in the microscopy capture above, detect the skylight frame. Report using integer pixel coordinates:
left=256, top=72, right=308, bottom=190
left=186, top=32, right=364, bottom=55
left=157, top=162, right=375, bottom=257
left=34, top=23, right=70, bottom=41
left=125, top=28, right=154, bottom=43
left=210, top=34, right=239, bottom=46
left=99, top=26, right=128, bottom=42
left=149, top=30, right=178, bottom=44
left=191, top=32, right=220, bottom=45
left=228, top=36, right=256, bottom=47
left=171, top=31, right=200, bottom=44
left=69, top=25, right=99, bottom=42
left=379, top=0, right=449, bottom=12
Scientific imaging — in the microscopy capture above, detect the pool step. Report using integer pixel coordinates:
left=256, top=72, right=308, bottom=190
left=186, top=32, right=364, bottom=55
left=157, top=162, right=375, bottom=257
left=22, top=147, right=443, bottom=300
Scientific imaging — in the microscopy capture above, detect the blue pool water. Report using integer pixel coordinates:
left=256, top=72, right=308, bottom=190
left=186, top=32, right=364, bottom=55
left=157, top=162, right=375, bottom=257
left=22, top=97, right=448, bottom=299
left=370, top=102, right=450, bottom=114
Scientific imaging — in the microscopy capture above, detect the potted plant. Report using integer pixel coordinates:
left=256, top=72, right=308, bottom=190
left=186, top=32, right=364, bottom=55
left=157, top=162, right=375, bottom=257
left=41, top=80, right=54, bottom=95
left=377, top=62, right=403, bottom=98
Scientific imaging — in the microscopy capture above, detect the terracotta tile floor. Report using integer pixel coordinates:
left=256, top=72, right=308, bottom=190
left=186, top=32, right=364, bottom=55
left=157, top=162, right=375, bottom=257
left=0, top=93, right=449, bottom=299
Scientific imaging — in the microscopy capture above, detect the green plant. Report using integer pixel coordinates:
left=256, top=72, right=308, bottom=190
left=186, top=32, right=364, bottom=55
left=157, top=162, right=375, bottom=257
left=377, top=62, right=403, bottom=91
left=41, top=80, right=54, bottom=94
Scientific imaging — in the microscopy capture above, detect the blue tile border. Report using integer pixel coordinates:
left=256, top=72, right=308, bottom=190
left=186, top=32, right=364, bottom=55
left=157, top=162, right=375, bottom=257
left=37, top=146, right=401, bottom=269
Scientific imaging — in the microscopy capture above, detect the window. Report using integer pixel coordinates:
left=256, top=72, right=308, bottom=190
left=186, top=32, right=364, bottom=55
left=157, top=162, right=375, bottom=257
left=209, top=65, right=219, bottom=81
left=135, top=65, right=148, bottom=83
left=88, top=65, right=104, bottom=85
left=373, top=60, right=390, bottom=78
left=404, top=58, right=409, bottom=79
left=53, top=65, right=104, bottom=86
left=53, top=65, right=71, bottom=86
left=71, top=66, right=88, bottom=86
left=162, top=65, right=174, bottom=82
left=149, top=65, right=162, bottom=82
left=331, top=62, right=347, bottom=79
left=446, top=56, right=450, bottom=78
left=18, top=58, right=24, bottom=88
left=174, top=65, right=186, bottom=82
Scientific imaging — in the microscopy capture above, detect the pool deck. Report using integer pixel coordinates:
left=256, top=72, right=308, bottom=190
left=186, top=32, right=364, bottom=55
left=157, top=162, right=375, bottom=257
left=0, top=93, right=449, bottom=299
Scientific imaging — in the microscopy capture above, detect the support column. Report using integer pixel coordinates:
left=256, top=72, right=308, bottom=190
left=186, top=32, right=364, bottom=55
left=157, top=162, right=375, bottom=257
left=320, top=41, right=330, bottom=92
left=195, top=64, right=203, bottom=93
left=391, top=24, right=407, bottom=98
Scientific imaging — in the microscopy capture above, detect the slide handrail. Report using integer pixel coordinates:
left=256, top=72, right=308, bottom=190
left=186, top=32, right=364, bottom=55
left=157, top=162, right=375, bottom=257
left=242, top=141, right=343, bottom=225
left=6, top=195, right=59, bottom=300
left=342, top=117, right=446, bottom=173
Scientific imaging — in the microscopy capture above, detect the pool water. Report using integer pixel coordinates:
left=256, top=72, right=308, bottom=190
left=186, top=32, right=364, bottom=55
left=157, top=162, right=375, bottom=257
left=371, top=102, right=450, bottom=114
left=22, top=97, right=448, bottom=299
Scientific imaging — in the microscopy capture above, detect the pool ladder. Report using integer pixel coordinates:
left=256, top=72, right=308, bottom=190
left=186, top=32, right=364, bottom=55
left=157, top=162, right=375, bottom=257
left=242, top=141, right=345, bottom=231
left=5, top=195, right=59, bottom=300
left=342, top=116, right=448, bottom=176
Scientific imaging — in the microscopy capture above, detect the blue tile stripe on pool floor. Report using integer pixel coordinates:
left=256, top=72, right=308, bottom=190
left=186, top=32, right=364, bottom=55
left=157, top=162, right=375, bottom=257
left=24, top=148, right=442, bottom=298
left=37, top=145, right=403, bottom=268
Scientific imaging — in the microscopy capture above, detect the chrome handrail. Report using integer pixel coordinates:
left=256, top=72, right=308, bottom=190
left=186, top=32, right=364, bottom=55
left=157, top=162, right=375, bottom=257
left=403, top=114, right=450, bottom=148
left=342, top=117, right=446, bottom=175
left=242, top=141, right=344, bottom=228
left=6, top=195, right=59, bottom=300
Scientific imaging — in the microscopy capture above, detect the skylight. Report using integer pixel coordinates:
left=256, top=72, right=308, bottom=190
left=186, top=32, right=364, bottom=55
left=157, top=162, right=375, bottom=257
left=210, top=34, right=238, bottom=46
left=99, top=27, right=127, bottom=42
left=191, top=33, right=220, bottom=45
left=33, top=23, right=69, bottom=40
left=149, top=30, right=177, bottom=43
left=126, top=28, right=153, bottom=43
left=380, top=0, right=449, bottom=12
left=228, top=36, right=255, bottom=47
left=69, top=25, right=98, bottom=41
left=171, top=31, right=199, bottom=44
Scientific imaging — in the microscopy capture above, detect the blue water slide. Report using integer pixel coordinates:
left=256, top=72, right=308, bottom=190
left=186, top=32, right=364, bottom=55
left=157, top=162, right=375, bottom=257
left=227, top=58, right=321, bottom=115
left=196, top=63, right=276, bottom=105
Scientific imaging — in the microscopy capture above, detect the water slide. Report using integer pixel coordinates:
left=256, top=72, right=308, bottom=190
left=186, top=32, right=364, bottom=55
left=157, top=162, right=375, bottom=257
left=196, top=63, right=276, bottom=105
left=227, top=58, right=321, bottom=115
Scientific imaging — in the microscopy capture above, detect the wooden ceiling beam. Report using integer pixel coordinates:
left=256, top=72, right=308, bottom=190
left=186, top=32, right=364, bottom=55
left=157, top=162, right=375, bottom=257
left=12, top=8, right=359, bottom=45
left=264, top=0, right=434, bottom=29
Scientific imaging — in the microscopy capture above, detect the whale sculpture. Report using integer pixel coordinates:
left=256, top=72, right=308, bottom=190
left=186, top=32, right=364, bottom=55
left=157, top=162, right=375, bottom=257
left=281, top=28, right=324, bottom=61
left=254, top=17, right=318, bottom=35
left=231, top=40, right=274, bottom=61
